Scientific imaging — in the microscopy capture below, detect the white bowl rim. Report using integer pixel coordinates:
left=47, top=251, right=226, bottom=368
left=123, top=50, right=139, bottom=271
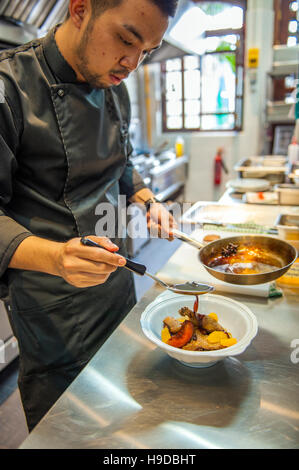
left=140, top=293, right=258, bottom=357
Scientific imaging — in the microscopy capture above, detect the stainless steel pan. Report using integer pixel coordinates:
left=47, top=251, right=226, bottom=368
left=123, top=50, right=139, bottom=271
left=172, top=229, right=297, bottom=285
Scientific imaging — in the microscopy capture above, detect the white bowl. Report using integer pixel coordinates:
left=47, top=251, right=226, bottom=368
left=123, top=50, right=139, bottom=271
left=140, top=293, right=258, bottom=368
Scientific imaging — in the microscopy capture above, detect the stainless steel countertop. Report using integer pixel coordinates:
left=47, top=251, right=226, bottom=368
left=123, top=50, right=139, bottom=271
left=20, top=282, right=299, bottom=449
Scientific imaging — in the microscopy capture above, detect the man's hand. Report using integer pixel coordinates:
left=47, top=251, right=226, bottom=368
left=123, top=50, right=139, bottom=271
left=130, top=188, right=178, bottom=241
left=55, top=236, right=126, bottom=287
left=9, top=235, right=126, bottom=288
left=146, top=202, right=178, bottom=241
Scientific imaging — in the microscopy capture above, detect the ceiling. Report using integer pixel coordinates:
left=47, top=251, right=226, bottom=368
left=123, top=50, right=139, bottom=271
left=0, top=0, right=194, bottom=59
left=0, top=0, right=68, bottom=33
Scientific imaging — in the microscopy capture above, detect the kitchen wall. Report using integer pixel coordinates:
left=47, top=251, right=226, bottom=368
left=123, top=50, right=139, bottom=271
left=126, top=0, right=275, bottom=203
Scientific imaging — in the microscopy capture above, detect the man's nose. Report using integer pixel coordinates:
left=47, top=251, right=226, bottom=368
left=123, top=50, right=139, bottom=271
left=119, top=51, right=143, bottom=72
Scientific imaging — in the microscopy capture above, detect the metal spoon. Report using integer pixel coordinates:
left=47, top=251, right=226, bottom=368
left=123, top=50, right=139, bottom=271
left=81, top=237, right=214, bottom=296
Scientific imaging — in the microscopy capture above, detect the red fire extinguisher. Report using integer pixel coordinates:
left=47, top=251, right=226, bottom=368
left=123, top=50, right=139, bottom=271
left=214, top=148, right=228, bottom=185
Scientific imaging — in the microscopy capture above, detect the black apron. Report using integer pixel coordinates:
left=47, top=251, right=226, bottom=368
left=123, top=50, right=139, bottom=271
left=6, top=66, right=136, bottom=432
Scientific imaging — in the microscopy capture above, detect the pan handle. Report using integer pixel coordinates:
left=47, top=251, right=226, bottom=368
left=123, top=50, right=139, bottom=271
left=172, top=228, right=205, bottom=250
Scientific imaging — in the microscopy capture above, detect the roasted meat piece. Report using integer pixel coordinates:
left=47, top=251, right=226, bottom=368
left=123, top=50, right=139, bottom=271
left=201, top=315, right=225, bottom=333
left=178, top=306, right=202, bottom=326
left=163, top=316, right=182, bottom=334
left=179, top=306, right=225, bottom=333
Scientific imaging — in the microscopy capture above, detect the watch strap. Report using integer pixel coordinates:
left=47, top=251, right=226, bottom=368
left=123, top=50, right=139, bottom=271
left=144, top=196, right=158, bottom=212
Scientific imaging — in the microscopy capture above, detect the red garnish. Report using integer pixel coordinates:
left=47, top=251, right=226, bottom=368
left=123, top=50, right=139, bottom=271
left=167, top=321, right=194, bottom=348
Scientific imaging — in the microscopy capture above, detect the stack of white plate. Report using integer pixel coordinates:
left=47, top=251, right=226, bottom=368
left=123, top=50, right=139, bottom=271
left=226, top=178, right=271, bottom=193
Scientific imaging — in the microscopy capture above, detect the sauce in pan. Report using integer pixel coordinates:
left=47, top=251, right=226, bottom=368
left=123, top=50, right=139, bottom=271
left=207, top=245, right=282, bottom=275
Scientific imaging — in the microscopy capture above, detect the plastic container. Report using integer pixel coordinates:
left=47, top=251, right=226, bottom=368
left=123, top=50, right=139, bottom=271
left=274, top=184, right=299, bottom=205
left=175, top=136, right=184, bottom=158
left=276, top=258, right=299, bottom=289
left=288, top=137, right=299, bottom=164
left=274, top=214, right=299, bottom=250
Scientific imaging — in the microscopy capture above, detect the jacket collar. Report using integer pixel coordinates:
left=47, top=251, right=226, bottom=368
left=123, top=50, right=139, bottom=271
left=42, top=25, right=80, bottom=84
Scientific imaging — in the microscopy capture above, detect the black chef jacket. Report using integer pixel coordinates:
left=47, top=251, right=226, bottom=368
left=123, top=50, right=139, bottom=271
left=0, top=26, right=146, bottom=431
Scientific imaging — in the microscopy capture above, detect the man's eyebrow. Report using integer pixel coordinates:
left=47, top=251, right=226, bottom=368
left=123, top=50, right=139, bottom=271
left=122, top=24, right=162, bottom=51
left=123, top=24, right=144, bottom=43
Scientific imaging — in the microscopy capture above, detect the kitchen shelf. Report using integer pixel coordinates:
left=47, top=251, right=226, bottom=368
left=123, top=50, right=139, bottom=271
left=269, top=62, right=299, bottom=77
left=154, top=182, right=184, bottom=202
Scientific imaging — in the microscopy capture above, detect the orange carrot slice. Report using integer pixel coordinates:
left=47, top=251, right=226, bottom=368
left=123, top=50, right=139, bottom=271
left=167, top=321, right=194, bottom=348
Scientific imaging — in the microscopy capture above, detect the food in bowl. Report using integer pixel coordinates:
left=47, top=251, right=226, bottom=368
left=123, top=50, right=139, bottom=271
left=207, top=243, right=282, bottom=275
left=141, top=293, right=258, bottom=368
left=161, top=307, right=237, bottom=351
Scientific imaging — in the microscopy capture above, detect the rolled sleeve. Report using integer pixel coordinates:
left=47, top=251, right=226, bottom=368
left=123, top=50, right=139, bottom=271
left=0, top=74, right=32, bottom=297
left=119, top=158, right=147, bottom=199
left=0, top=216, right=32, bottom=291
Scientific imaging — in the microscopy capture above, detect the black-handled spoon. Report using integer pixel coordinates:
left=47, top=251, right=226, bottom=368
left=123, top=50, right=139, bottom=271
left=81, top=237, right=214, bottom=296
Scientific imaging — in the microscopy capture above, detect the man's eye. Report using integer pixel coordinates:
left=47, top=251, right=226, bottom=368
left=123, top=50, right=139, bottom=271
left=120, top=36, right=132, bottom=46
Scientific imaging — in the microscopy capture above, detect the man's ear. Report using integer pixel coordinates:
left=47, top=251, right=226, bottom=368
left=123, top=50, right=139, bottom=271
left=68, top=0, right=89, bottom=29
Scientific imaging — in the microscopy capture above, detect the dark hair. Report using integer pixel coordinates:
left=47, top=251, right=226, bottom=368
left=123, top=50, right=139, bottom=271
left=91, top=0, right=178, bottom=17
left=66, top=0, right=178, bottom=20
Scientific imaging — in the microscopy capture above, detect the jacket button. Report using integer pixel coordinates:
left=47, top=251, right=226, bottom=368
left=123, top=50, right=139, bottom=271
left=57, top=89, right=65, bottom=98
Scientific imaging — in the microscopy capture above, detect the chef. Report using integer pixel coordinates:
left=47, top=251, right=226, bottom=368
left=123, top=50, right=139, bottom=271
left=0, top=0, right=178, bottom=431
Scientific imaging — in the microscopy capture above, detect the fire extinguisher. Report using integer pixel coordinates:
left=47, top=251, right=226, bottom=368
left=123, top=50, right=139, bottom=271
left=214, top=148, right=228, bottom=185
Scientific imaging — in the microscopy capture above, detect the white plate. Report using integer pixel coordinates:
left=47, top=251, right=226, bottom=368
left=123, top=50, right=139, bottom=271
left=227, top=178, right=271, bottom=193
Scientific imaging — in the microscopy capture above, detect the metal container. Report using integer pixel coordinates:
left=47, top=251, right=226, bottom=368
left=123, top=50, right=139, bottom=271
left=275, top=214, right=299, bottom=250
left=288, top=165, right=299, bottom=184
left=274, top=184, right=299, bottom=205
left=234, top=156, right=287, bottom=185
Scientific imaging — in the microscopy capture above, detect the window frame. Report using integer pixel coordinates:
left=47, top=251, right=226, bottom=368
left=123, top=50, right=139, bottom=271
left=274, top=0, right=298, bottom=46
left=161, top=1, right=247, bottom=133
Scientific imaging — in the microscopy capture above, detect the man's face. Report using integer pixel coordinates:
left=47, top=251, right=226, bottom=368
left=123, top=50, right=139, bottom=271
left=74, top=0, right=168, bottom=89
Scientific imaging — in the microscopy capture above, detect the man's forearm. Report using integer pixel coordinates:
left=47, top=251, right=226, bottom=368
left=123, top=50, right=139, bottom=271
left=7, top=235, right=127, bottom=288
left=8, top=235, right=62, bottom=276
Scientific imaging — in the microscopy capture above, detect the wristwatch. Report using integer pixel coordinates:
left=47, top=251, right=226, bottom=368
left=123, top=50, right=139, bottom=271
left=144, top=196, right=158, bottom=212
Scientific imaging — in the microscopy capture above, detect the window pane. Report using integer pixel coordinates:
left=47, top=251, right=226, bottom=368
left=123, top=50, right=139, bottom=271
left=184, top=70, right=200, bottom=99
left=166, top=58, right=182, bottom=72
left=287, top=36, right=297, bottom=47
left=198, top=3, right=244, bottom=30
left=285, top=75, right=296, bottom=88
left=166, top=72, right=182, bottom=100
left=200, top=34, right=238, bottom=53
left=290, top=1, right=298, bottom=12
left=166, top=100, right=182, bottom=116
left=201, top=114, right=235, bottom=130
left=289, top=20, right=298, bottom=33
left=236, top=66, right=243, bottom=96
left=185, top=115, right=200, bottom=129
left=167, top=116, right=182, bottom=129
left=236, top=98, right=243, bottom=128
left=202, top=53, right=236, bottom=114
left=184, top=55, right=199, bottom=70
left=185, top=100, right=200, bottom=115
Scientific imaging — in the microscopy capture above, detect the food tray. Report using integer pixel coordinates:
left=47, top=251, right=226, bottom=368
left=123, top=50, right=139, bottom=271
left=274, top=214, right=299, bottom=250
left=234, top=156, right=288, bottom=185
left=274, top=184, right=299, bottom=205
left=180, top=201, right=287, bottom=227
